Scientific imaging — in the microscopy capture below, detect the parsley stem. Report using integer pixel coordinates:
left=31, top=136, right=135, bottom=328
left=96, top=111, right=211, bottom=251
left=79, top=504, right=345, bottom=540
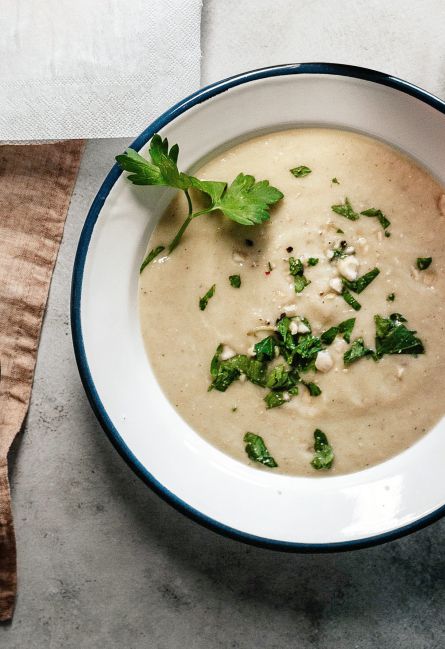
left=168, top=207, right=211, bottom=253
left=184, top=189, right=193, bottom=217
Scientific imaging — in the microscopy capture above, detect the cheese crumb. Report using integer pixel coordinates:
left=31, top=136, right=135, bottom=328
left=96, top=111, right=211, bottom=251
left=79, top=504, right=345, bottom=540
left=329, top=277, right=343, bottom=294
left=220, top=345, right=236, bottom=361
left=337, top=256, right=359, bottom=281
left=283, top=304, right=298, bottom=316
left=247, top=344, right=256, bottom=357
left=289, top=321, right=299, bottom=335
left=315, top=350, right=334, bottom=373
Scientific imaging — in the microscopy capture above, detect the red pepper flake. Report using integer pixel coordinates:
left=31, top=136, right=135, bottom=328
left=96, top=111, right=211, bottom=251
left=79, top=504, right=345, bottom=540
left=265, top=271, right=271, bottom=276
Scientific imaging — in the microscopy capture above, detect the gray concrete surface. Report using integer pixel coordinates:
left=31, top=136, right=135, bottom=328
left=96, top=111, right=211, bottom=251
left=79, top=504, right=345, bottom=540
left=1, top=135, right=445, bottom=649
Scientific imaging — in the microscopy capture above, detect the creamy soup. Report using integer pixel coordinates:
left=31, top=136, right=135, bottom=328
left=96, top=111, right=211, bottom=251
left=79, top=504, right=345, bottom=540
left=138, top=128, right=445, bottom=476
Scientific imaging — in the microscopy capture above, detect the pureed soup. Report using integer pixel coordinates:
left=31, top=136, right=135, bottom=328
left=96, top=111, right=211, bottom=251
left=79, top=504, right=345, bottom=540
left=134, top=128, right=445, bottom=476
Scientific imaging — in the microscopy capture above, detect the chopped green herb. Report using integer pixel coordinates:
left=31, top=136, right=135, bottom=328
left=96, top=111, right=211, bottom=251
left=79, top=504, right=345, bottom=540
left=342, top=290, right=361, bottom=311
left=140, top=245, right=165, bottom=273
left=209, top=349, right=267, bottom=391
left=342, top=267, right=380, bottom=294
left=385, top=231, right=391, bottom=238
left=308, top=257, right=319, bottom=266
left=374, top=314, right=425, bottom=357
left=387, top=293, right=395, bottom=302
left=266, top=365, right=300, bottom=391
left=303, top=381, right=322, bottom=397
left=294, top=275, right=311, bottom=293
left=416, top=257, right=432, bottom=270
left=199, top=284, right=216, bottom=310
left=289, top=257, right=304, bottom=275
left=331, top=197, right=359, bottom=221
left=321, top=318, right=356, bottom=345
left=290, top=165, right=312, bottom=178
left=254, top=336, right=276, bottom=362
left=295, top=334, right=324, bottom=361
left=229, top=274, right=241, bottom=288
left=244, top=432, right=277, bottom=467
left=344, top=338, right=374, bottom=365
left=361, top=207, right=391, bottom=231
left=329, top=240, right=351, bottom=261
left=264, top=391, right=287, bottom=409
left=231, top=407, right=237, bottom=412
left=289, top=256, right=311, bottom=293
left=267, top=261, right=273, bottom=272
left=336, top=228, right=344, bottom=234
left=117, top=134, right=283, bottom=256
left=311, top=429, right=334, bottom=470
left=332, top=177, right=340, bottom=184
left=274, top=315, right=321, bottom=371
left=210, top=344, right=223, bottom=378
left=339, top=318, right=356, bottom=344
left=243, top=358, right=268, bottom=385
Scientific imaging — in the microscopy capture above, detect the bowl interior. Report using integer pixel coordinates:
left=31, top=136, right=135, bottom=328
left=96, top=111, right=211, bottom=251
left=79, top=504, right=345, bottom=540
left=75, top=68, right=445, bottom=547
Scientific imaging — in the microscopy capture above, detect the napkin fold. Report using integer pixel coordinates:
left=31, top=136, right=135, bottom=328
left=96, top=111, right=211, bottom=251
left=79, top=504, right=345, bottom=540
left=0, top=0, right=202, bottom=140
left=0, top=140, right=84, bottom=621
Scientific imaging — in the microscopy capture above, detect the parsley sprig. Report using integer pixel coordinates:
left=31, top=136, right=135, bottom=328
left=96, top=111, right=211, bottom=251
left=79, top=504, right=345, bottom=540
left=116, top=135, right=284, bottom=270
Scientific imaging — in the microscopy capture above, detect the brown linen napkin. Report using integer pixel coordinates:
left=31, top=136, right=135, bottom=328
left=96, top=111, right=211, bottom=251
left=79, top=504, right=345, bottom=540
left=0, top=140, right=84, bottom=621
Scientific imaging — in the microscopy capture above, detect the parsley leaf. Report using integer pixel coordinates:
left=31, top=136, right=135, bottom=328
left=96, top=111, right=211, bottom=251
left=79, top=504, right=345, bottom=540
left=264, top=391, right=287, bottom=409
left=417, top=257, right=432, bottom=270
left=289, top=256, right=311, bottom=293
left=344, top=338, right=374, bottom=365
left=331, top=197, right=359, bottom=221
left=244, top=433, right=278, bottom=467
left=387, top=293, right=395, bottom=302
left=374, top=314, right=425, bottom=357
left=209, top=352, right=267, bottom=391
left=199, top=284, right=216, bottom=310
left=308, top=257, right=319, bottom=266
left=361, top=207, right=391, bottom=231
left=332, top=177, right=340, bottom=184
left=302, top=381, right=322, bottom=396
left=140, top=245, right=165, bottom=272
left=294, top=334, right=323, bottom=368
left=290, top=165, right=312, bottom=178
left=266, top=365, right=300, bottom=390
left=321, top=318, right=356, bottom=345
left=342, top=290, right=361, bottom=311
left=254, top=336, right=276, bottom=361
left=210, top=344, right=223, bottom=379
left=229, top=274, right=241, bottom=288
left=209, top=173, right=283, bottom=226
left=342, top=267, right=380, bottom=294
left=116, top=136, right=189, bottom=189
left=311, top=429, right=334, bottom=470
left=117, top=134, right=284, bottom=257
left=189, top=177, right=226, bottom=203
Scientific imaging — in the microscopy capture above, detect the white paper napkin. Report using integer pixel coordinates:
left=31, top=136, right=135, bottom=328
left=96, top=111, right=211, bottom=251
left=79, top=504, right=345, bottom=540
left=0, top=0, right=202, bottom=140
left=202, top=0, right=445, bottom=100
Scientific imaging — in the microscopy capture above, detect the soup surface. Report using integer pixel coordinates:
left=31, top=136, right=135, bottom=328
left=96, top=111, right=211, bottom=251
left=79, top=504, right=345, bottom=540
left=139, top=128, right=445, bottom=476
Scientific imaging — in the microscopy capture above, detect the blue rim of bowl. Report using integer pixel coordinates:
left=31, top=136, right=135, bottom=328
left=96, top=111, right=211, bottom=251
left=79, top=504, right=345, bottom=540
left=71, top=62, right=445, bottom=552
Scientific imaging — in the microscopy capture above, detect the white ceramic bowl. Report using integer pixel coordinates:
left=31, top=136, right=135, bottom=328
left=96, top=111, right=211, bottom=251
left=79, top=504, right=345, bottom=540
left=72, top=63, right=445, bottom=550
